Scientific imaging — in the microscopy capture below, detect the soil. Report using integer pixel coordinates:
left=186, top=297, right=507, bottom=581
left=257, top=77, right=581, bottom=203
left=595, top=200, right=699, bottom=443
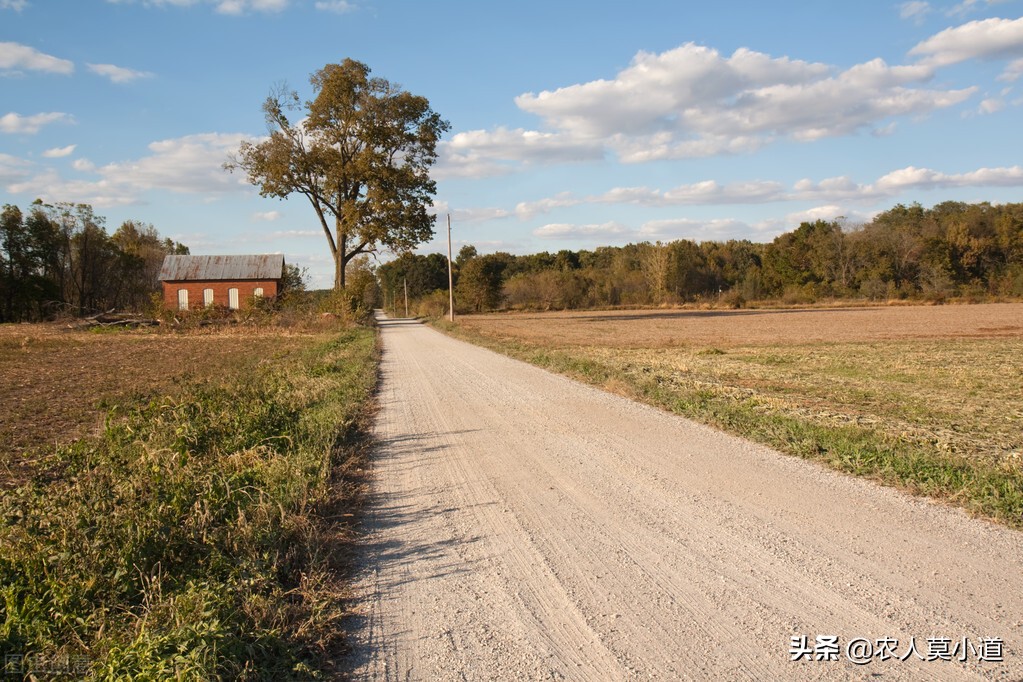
left=455, top=302, right=1023, bottom=348
left=0, top=323, right=323, bottom=487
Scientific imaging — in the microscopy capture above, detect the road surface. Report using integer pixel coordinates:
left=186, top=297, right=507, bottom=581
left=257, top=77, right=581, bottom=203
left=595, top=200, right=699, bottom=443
left=344, top=315, right=1022, bottom=680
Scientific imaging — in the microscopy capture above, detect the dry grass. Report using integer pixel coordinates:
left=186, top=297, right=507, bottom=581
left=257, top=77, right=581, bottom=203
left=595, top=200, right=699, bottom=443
left=584, top=339, right=1023, bottom=464
left=444, top=302, right=1023, bottom=525
left=1, top=323, right=379, bottom=678
left=0, top=323, right=339, bottom=487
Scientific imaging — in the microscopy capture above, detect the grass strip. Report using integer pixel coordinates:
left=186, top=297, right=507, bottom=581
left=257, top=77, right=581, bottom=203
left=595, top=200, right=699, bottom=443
left=434, top=320, right=1023, bottom=530
left=1, top=327, right=377, bottom=680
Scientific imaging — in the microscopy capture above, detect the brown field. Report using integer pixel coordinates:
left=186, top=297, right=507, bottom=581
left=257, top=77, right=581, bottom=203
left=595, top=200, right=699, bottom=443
left=457, top=301, right=1023, bottom=348
left=0, top=323, right=331, bottom=486
left=448, top=303, right=1023, bottom=519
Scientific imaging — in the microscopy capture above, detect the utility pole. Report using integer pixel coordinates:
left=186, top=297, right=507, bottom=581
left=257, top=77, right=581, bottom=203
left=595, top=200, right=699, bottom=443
left=403, top=277, right=409, bottom=317
left=447, top=213, right=455, bottom=322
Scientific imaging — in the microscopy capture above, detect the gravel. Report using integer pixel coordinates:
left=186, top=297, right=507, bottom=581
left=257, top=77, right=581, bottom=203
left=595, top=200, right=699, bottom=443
left=343, top=315, right=1023, bottom=680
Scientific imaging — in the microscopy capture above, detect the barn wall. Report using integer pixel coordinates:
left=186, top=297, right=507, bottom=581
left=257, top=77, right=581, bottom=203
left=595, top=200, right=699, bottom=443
left=162, top=280, right=281, bottom=310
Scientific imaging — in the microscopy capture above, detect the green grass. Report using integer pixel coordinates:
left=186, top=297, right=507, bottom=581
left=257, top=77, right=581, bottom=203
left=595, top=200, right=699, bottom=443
left=435, top=320, right=1023, bottom=529
left=0, top=327, right=378, bottom=680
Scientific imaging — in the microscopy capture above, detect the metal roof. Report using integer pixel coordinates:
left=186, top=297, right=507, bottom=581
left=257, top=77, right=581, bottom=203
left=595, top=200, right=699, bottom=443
left=159, top=254, right=285, bottom=282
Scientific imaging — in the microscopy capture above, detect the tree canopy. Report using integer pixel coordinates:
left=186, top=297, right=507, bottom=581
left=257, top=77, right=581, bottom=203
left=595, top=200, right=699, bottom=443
left=227, top=59, right=450, bottom=290
left=378, top=201, right=1023, bottom=315
left=1, top=200, right=188, bottom=321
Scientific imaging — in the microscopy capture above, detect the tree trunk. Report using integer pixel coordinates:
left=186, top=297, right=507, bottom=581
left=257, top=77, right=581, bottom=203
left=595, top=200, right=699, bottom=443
left=333, top=215, right=348, bottom=291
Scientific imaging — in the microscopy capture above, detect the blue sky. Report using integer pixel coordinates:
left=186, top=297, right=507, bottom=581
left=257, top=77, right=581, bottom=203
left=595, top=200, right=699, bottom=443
left=2, top=0, right=1022, bottom=288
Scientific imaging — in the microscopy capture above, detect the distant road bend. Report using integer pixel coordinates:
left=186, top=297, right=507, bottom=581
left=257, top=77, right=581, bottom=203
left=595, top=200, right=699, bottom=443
left=345, top=313, right=1023, bottom=680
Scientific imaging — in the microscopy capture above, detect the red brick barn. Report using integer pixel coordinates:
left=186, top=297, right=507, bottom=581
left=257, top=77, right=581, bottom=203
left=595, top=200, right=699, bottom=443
left=159, top=254, right=286, bottom=311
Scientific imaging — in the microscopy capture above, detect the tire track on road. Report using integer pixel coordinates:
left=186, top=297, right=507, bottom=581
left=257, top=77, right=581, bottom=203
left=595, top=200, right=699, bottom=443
left=345, top=315, right=1023, bottom=681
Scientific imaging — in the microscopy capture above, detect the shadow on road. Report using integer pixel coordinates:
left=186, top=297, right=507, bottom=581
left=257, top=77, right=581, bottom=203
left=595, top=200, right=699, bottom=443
left=375, top=317, right=424, bottom=327
left=339, top=424, right=485, bottom=678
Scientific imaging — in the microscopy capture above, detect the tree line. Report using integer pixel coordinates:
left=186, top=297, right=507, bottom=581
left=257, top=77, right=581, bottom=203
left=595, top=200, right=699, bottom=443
left=0, top=200, right=189, bottom=322
left=378, top=201, right=1023, bottom=314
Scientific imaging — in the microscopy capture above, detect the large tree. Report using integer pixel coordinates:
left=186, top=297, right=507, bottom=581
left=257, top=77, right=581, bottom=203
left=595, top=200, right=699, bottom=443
left=227, top=59, right=450, bottom=290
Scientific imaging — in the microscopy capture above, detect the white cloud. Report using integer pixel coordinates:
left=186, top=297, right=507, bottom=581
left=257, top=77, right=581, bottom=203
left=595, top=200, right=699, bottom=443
left=899, top=1, right=932, bottom=24
left=215, top=0, right=288, bottom=14
left=0, top=0, right=29, bottom=10
left=104, top=0, right=288, bottom=13
left=5, top=132, right=254, bottom=207
left=6, top=167, right=139, bottom=207
left=514, top=180, right=788, bottom=220
left=99, top=132, right=253, bottom=194
left=0, top=42, right=74, bottom=75
left=437, top=127, right=602, bottom=178
left=533, top=216, right=770, bottom=243
left=948, top=0, right=982, bottom=16
left=998, top=57, right=1023, bottom=81
left=87, top=63, right=154, bottom=84
left=0, top=153, right=31, bottom=185
left=514, top=192, right=581, bottom=219
left=871, top=122, right=899, bottom=137
left=252, top=210, right=282, bottom=221
left=638, top=217, right=754, bottom=242
left=0, top=111, right=74, bottom=134
left=315, top=0, right=354, bottom=13
left=452, top=43, right=975, bottom=173
left=105, top=0, right=196, bottom=5
left=943, top=0, right=1012, bottom=17
left=783, top=205, right=850, bottom=225
left=871, top=164, right=1023, bottom=192
left=42, top=144, right=76, bottom=158
left=788, top=164, right=1023, bottom=200
left=910, top=16, right=1023, bottom=67
left=533, top=221, right=631, bottom=240
left=456, top=206, right=515, bottom=223
left=503, top=164, right=1023, bottom=225
left=978, top=97, right=1006, bottom=113
left=251, top=229, right=321, bottom=242
left=516, top=44, right=832, bottom=139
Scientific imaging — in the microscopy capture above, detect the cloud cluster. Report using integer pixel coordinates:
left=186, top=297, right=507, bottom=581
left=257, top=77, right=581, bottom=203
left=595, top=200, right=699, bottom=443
left=441, top=17, right=1023, bottom=176
left=105, top=0, right=288, bottom=13
left=2, top=42, right=153, bottom=137
left=437, top=127, right=603, bottom=178
left=87, top=63, right=154, bottom=84
left=42, top=144, right=76, bottom=158
left=0, top=41, right=74, bottom=75
left=899, top=1, right=932, bottom=24
left=531, top=207, right=885, bottom=246
left=531, top=216, right=775, bottom=244
left=314, top=0, right=354, bottom=13
left=532, top=221, right=631, bottom=240
left=0, top=112, right=74, bottom=134
left=441, top=43, right=974, bottom=171
left=5, top=132, right=255, bottom=206
left=909, top=16, right=1023, bottom=71
left=510, top=164, right=1023, bottom=222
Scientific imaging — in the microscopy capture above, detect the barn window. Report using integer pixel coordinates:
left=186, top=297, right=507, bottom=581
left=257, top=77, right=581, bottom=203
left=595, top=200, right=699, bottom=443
left=253, top=287, right=264, bottom=298
left=228, top=288, right=240, bottom=310
left=177, top=289, right=188, bottom=310
left=203, top=288, right=214, bottom=306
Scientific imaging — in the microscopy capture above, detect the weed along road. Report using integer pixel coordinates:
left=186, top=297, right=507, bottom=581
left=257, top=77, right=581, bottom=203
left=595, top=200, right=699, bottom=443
left=346, top=314, right=1023, bottom=680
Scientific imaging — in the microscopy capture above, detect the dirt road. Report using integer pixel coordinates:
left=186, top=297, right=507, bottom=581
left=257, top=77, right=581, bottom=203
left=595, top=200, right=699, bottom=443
left=345, top=315, right=1023, bottom=680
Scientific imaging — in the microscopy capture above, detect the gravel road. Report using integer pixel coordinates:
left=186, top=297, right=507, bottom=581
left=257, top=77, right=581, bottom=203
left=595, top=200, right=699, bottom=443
left=344, top=315, right=1023, bottom=680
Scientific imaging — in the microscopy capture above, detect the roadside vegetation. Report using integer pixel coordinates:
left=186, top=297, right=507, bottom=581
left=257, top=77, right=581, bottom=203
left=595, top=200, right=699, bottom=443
left=0, top=323, right=377, bottom=679
left=436, top=306, right=1023, bottom=529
